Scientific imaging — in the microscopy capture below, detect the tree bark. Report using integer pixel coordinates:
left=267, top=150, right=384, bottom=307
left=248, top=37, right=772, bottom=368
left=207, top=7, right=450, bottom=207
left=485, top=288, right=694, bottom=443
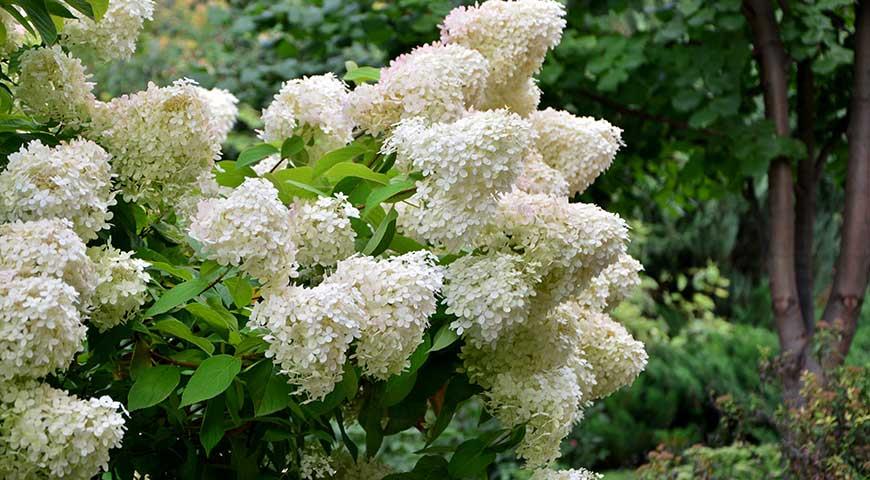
left=795, top=61, right=817, bottom=334
left=742, top=0, right=817, bottom=397
left=820, top=0, right=870, bottom=368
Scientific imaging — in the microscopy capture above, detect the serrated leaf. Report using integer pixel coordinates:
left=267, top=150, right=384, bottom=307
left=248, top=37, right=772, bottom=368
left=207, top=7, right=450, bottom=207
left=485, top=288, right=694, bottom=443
left=245, top=361, right=295, bottom=417
left=127, top=365, right=181, bottom=411
left=223, top=277, right=253, bottom=309
left=180, top=355, right=241, bottom=407
left=313, top=145, right=367, bottom=178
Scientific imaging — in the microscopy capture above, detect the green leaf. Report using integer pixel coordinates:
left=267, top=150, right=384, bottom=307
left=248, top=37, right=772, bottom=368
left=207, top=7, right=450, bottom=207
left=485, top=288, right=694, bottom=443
left=362, top=207, right=398, bottom=256
left=87, top=0, right=108, bottom=20
left=448, top=439, right=496, bottom=477
left=364, top=180, right=416, bottom=218
left=343, top=66, right=381, bottom=84
left=323, top=162, right=390, bottom=185
left=127, top=365, right=181, bottom=411
left=149, top=261, right=194, bottom=281
left=431, top=324, right=459, bottom=352
left=265, top=166, right=321, bottom=202
left=18, top=0, right=57, bottom=44
left=237, top=143, right=279, bottom=168
left=145, top=278, right=209, bottom=317
left=312, top=145, right=367, bottom=178
left=383, top=370, right=417, bottom=407
left=62, top=0, right=94, bottom=18
left=245, top=361, right=295, bottom=417
left=281, top=136, right=305, bottom=162
left=180, top=355, right=242, bottom=407
left=214, top=161, right=257, bottom=188
left=185, top=302, right=238, bottom=335
left=153, top=318, right=215, bottom=355
left=223, top=277, right=253, bottom=309
left=45, top=0, right=75, bottom=18
left=200, top=396, right=226, bottom=457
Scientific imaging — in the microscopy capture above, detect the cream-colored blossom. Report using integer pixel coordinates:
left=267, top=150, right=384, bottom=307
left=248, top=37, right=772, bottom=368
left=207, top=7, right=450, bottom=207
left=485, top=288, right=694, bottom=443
left=87, top=245, right=151, bottom=331
left=16, top=46, right=95, bottom=125
left=0, top=139, right=115, bottom=240
left=62, top=0, right=155, bottom=60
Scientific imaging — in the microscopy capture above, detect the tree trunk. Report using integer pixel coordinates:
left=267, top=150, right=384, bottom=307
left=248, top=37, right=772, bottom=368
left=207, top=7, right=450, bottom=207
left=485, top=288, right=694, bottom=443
left=795, top=61, right=817, bottom=334
left=742, top=0, right=817, bottom=400
left=820, top=0, right=870, bottom=369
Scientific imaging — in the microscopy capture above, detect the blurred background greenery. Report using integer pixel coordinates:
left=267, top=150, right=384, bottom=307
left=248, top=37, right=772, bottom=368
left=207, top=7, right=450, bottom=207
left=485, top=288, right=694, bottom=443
left=88, top=1, right=868, bottom=477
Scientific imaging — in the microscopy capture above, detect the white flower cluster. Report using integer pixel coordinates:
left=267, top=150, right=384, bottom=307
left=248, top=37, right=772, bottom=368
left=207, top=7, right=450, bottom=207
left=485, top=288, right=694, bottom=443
left=0, top=10, right=26, bottom=57
left=0, top=139, right=115, bottom=240
left=348, top=43, right=489, bottom=135
left=87, top=245, right=151, bottom=332
left=90, top=78, right=224, bottom=205
left=573, top=306, right=648, bottom=400
left=290, top=194, right=360, bottom=268
left=326, top=252, right=444, bottom=379
left=514, top=150, right=570, bottom=197
left=62, top=0, right=155, bottom=60
left=16, top=46, right=96, bottom=126
left=530, top=468, right=603, bottom=480
left=440, top=0, right=565, bottom=115
left=577, top=253, right=644, bottom=312
left=189, top=178, right=298, bottom=285
left=0, top=382, right=126, bottom=480
left=261, top=74, right=353, bottom=159
left=489, top=190, right=630, bottom=309
left=299, top=444, right=336, bottom=479
left=202, top=87, right=240, bottom=142
left=330, top=450, right=393, bottom=480
left=529, top=108, right=624, bottom=195
left=0, top=275, right=85, bottom=381
left=251, top=283, right=364, bottom=401
left=443, top=252, right=537, bottom=345
left=384, top=110, right=533, bottom=249
left=0, top=219, right=98, bottom=301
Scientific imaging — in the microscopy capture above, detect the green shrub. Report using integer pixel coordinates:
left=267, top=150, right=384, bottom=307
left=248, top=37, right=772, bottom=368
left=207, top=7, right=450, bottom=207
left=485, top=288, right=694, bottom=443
left=636, top=443, right=785, bottom=480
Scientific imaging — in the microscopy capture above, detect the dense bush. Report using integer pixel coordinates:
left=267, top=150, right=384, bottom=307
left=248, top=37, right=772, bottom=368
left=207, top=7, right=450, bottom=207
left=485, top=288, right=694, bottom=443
left=0, top=1, right=652, bottom=479
left=636, top=443, right=785, bottom=480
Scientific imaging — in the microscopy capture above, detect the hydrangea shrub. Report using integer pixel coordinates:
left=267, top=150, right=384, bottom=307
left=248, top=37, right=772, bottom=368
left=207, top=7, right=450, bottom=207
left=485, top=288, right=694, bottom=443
left=0, top=0, right=648, bottom=478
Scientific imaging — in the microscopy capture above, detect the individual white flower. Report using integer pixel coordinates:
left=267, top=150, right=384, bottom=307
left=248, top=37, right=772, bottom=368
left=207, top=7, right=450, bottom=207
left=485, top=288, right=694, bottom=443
left=326, top=252, right=444, bottom=379
left=489, top=190, right=629, bottom=308
left=443, top=252, right=538, bottom=346
left=574, top=307, right=647, bottom=400
left=189, top=178, right=298, bottom=285
left=529, top=108, right=624, bottom=195
left=0, top=382, right=126, bottom=480
left=347, top=43, right=489, bottom=135
left=201, top=87, right=239, bottom=142
left=485, top=367, right=583, bottom=467
left=260, top=73, right=353, bottom=159
left=384, top=110, right=533, bottom=249
left=87, top=245, right=151, bottom=332
left=0, top=139, right=116, bottom=240
left=0, top=275, right=86, bottom=381
left=330, top=450, right=393, bottom=480
left=62, top=0, right=155, bottom=60
left=299, top=444, right=336, bottom=479
left=576, top=253, right=643, bottom=312
left=251, top=282, right=364, bottom=401
left=0, top=219, right=98, bottom=301
left=530, top=468, right=603, bottom=480
left=89, top=78, right=224, bottom=205
left=514, top=149, right=570, bottom=197
left=290, top=194, right=359, bottom=267
left=440, top=0, right=565, bottom=86
left=478, top=77, right=541, bottom=117
left=16, top=46, right=95, bottom=125
left=0, top=10, right=26, bottom=57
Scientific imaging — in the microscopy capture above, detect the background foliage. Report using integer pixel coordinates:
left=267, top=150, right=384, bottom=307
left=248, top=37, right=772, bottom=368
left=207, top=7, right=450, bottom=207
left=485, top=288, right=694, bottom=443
left=8, top=0, right=868, bottom=478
